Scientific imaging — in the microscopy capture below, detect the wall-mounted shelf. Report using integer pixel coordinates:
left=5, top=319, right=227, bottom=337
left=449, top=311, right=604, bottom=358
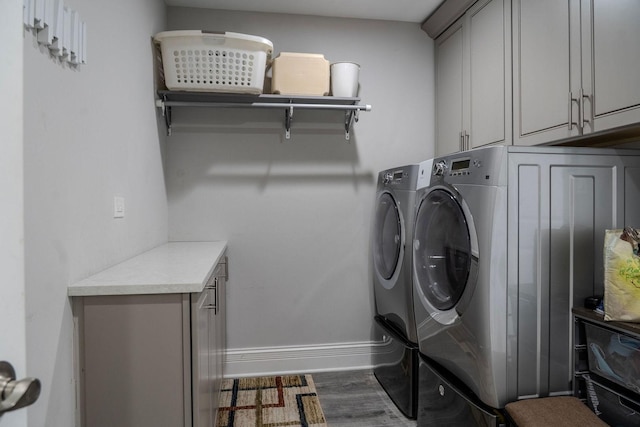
left=155, top=91, right=372, bottom=140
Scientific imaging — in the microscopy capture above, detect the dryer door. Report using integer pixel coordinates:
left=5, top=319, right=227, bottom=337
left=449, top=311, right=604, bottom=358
left=413, top=187, right=478, bottom=318
left=373, top=192, right=403, bottom=286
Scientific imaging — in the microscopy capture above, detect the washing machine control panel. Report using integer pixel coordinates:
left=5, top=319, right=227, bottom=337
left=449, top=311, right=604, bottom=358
left=449, top=157, right=473, bottom=176
left=433, top=146, right=506, bottom=187
left=433, top=156, right=482, bottom=183
left=383, top=170, right=408, bottom=185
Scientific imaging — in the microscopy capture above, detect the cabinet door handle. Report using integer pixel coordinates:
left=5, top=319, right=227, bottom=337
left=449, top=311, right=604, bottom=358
left=222, top=256, right=228, bottom=281
left=459, top=131, right=464, bottom=151
left=568, top=91, right=580, bottom=131
left=214, top=277, right=218, bottom=315
left=464, top=131, right=470, bottom=151
left=205, top=278, right=219, bottom=315
left=580, top=89, right=591, bottom=131
left=204, top=277, right=219, bottom=314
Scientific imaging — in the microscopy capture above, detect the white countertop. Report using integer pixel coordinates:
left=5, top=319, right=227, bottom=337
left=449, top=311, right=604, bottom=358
left=68, top=241, right=227, bottom=296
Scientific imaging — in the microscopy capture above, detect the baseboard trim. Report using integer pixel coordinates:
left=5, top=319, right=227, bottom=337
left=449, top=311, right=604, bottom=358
left=224, top=339, right=392, bottom=378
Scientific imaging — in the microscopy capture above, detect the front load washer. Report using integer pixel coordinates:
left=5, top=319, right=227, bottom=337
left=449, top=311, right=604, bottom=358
left=372, top=159, right=432, bottom=418
left=412, top=145, right=640, bottom=412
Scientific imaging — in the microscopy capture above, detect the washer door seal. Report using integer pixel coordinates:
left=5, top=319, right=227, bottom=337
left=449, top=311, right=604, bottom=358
left=413, top=187, right=478, bottom=312
left=373, top=192, right=403, bottom=281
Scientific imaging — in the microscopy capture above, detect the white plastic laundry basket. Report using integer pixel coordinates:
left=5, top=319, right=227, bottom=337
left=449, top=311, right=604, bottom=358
left=153, top=30, right=273, bottom=94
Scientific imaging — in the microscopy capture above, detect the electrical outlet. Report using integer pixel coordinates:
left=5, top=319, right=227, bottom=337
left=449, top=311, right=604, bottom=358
left=113, top=196, right=125, bottom=218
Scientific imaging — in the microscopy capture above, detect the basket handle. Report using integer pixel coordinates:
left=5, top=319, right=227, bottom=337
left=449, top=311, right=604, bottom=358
left=615, top=334, right=640, bottom=353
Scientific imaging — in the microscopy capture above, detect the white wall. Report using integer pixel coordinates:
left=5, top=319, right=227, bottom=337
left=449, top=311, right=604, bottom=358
left=1, top=1, right=26, bottom=426
left=23, top=1, right=167, bottom=425
left=166, top=8, right=435, bottom=375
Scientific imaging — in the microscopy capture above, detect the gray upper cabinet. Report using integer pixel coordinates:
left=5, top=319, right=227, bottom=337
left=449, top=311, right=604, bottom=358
left=513, top=0, right=577, bottom=145
left=435, top=0, right=512, bottom=156
left=435, top=20, right=464, bottom=156
left=582, top=0, right=640, bottom=134
left=514, top=0, right=640, bottom=146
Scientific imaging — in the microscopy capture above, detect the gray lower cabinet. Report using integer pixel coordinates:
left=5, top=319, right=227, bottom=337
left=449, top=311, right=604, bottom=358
left=192, top=259, right=227, bottom=427
left=435, top=0, right=512, bottom=156
left=74, top=256, right=227, bottom=427
left=513, top=0, right=640, bottom=146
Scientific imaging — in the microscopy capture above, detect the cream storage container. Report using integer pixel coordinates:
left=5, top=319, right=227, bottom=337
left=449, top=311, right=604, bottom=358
left=271, top=52, right=330, bottom=96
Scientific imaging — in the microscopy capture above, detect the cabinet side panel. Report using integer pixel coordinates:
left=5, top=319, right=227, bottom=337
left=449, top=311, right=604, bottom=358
left=549, top=167, right=613, bottom=394
left=513, top=163, right=545, bottom=399
left=82, top=294, right=186, bottom=427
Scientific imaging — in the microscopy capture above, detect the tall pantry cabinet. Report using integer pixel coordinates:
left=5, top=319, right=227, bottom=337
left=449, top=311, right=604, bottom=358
left=513, top=0, right=640, bottom=146
left=435, top=0, right=512, bottom=156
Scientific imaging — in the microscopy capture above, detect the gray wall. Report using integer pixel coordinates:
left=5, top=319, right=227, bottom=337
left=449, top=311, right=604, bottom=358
left=23, top=0, right=167, bottom=425
left=1, top=2, right=26, bottom=426
left=167, top=8, right=435, bottom=375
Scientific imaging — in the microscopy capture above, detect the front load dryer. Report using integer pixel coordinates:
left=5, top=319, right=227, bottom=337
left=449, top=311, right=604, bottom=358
left=412, top=145, right=640, bottom=413
left=372, top=159, right=432, bottom=419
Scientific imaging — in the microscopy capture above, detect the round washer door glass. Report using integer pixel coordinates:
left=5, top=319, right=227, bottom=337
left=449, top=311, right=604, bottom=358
left=374, top=193, right=402, bottom=280
left=414, top=189, right=471, bottom=311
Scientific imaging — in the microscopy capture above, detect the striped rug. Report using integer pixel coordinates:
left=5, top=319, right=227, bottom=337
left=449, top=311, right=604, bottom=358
left=216, top=374, right=327, bottom=427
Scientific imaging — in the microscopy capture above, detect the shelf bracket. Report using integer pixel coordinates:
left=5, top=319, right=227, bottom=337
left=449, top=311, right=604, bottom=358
left=284, top=104, right=294, bottom=140
left=155, top=99, right=172, bottom=136
left=345, top=109, right=359, bottom=141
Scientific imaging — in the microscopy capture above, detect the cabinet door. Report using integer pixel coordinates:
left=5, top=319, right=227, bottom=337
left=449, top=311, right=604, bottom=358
left=435, top=0, right=511, bottom=155
left=192, top=289, right=212, bottom=427
left=216, top=273, right=226, bottom=393
left=581, top=0, right=640, bottom=133
left=435, top=20, right=464, bottom=156
left=468, top=0, right=511, bottom=149
left=513, top=0, right=581, bottom=145
left=80, top=294, right=188, bottom=427
left=209, top=278, right=220, bottom=419
left=210, top=257, right=227, bottom=425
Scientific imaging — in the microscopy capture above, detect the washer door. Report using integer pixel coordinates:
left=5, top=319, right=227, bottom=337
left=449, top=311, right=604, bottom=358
left=373, top=192, right=403, bottom=287
left=413, top=187, right=478, bottom=319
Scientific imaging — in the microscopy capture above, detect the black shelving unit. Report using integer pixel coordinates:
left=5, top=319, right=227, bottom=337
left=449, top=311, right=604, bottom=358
left=572, top=307, right=640, bottom=425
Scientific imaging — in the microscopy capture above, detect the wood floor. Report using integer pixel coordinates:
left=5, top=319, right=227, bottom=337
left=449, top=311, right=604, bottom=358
left=313, top=369, right=417, bottom=427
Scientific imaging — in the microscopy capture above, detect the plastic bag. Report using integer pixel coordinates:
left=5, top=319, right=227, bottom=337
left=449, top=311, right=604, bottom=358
left=604, top=228, right=640, bottom=322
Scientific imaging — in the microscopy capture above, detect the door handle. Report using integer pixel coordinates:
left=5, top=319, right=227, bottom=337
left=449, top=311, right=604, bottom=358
left=0, top=361, right=41, bottom=414
left=568, top=91, right=579, bottom=131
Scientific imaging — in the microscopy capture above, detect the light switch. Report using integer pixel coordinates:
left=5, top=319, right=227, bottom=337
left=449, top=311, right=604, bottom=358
left=113, top=196, right=125, bottom=219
